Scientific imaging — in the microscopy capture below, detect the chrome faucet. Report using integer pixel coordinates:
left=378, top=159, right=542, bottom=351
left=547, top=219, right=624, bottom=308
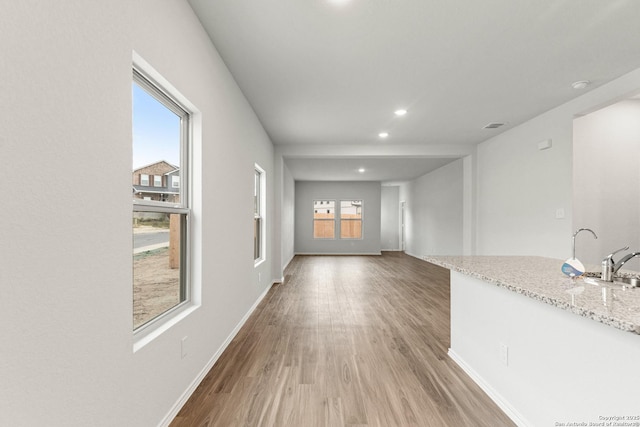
left=572, top=228, right=597, bottom=259
left=602, top=248, right=640, bottom=281
left=614, top=251, right=640, bottom=274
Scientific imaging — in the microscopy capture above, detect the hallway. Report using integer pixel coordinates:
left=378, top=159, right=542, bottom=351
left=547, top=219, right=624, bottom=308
left=171, top=253, right=515, bottom=426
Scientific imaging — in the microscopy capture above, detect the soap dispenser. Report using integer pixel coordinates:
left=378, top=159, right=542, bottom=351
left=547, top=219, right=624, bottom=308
left=561, top=228, right=597, bottom=277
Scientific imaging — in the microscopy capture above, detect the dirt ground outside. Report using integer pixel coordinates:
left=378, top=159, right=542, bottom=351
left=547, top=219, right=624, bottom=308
left=133, top=247, right=180, bottom=329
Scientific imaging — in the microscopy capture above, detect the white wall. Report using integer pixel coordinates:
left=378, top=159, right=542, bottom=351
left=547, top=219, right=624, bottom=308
left=380, top=185, right=400, bottom=250
left=476, top=118, right=573, bottom=258
left=0, top=1, right=276, bottom=426
left=1, top=2, right=134, bottom=426
left=295, top=181, right=381, bottom=254
left=475, top=68, right=640, bottom=260
left=402, top=160, right=464, bottom=258
left=573, top=100, right=640, bottom=272
left=282, top=162, right=296, bottom=269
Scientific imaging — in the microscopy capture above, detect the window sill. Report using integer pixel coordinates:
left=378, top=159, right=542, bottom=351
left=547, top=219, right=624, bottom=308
left=133, top=303, right=199, bottom=353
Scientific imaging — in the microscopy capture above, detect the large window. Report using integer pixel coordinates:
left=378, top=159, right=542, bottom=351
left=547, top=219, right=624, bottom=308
left=254, top=165, right=265, bottom=263
left=340, top=200, right=363, bottom=239
left=313, top=200, right=335, bottom=239
left=132, top=68, right=190, bottom=332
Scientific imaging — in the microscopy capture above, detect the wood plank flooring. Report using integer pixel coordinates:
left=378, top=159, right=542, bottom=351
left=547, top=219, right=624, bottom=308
left=170, top=252, right=516, bottom=427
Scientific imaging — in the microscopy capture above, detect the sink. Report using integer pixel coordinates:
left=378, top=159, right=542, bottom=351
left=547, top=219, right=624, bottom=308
left=582, top=275, right=640, bottom=288
left=614, top=276, right=640, bottom=288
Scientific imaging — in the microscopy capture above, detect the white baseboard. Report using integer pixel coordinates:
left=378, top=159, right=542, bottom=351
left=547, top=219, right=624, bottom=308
left=448, top=349, right=530, bottom=427
left=294, top=252, right=382, bottom=256
left=404, top=251, right=422, bottom=259
left=282, top=254, right=295, bottom=271
left=158, top=282, right=275, bottom=427
left=381, top=249, right=402, bottom=252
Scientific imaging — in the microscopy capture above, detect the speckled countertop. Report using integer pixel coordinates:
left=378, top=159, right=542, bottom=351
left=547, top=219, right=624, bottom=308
left=423, top=256, right=640, bottom=335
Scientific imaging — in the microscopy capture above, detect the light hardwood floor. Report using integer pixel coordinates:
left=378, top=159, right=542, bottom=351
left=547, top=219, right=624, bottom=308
left=170, top=252, right=516, bottom=427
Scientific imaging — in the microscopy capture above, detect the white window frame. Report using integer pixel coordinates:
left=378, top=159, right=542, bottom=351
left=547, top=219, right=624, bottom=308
left=153, top=175, right=162, bottom=187
left=140, top=174, right=149, bottom=186
left=172, top=175, right=180, bottom=188
left=254, top=164, right=266, bottom=266
left=132, top=56, right=199, bottom=349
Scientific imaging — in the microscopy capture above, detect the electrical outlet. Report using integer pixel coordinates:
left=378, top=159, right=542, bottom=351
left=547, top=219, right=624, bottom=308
left=499, top=343, right=509, bottom=366
left=181, top=336, right=188, bottom=359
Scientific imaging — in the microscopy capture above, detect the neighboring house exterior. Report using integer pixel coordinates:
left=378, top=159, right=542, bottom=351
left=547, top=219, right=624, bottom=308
left=132, top=160, right=180, bottom=202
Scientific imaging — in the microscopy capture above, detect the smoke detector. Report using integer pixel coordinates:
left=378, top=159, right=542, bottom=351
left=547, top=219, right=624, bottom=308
left=571, top=80, right=591, bottom=90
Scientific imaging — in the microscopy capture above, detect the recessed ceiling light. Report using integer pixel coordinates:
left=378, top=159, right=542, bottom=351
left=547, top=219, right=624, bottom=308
left=571, top=80, right=591, bottom=90
left=358, top=168, right=365, bottom=173
left=394, top=109, right=407, bottom=116
left=378, top=132, right=389, bottom=138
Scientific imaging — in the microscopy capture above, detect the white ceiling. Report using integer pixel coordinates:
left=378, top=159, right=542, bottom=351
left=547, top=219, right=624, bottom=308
left=284, top=156, right=455, bottom=182
left=188, top=0, right=640, bottom=181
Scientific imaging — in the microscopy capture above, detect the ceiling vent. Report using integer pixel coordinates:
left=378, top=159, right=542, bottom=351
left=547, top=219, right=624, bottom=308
left=483, top=122, right=505, bottom=129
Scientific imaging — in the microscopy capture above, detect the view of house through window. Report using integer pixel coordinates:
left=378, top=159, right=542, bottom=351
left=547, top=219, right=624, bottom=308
left=313, top=200, right=335, bottom=239
left=340, top=200, right=363, bottom=239
left=132, top=70, right=190, bottom=331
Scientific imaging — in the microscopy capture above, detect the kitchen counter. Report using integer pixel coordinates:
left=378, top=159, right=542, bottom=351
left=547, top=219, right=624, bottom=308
left=424, top=255, right=640, bottom=426
left=423, top=255, right=640, bottom=334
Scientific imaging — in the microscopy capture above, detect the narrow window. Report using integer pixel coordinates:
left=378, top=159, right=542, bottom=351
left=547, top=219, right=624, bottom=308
left=172, top=176, right=180, bottom=188
left=340, top=200, right=363, bottom=239
left=254, top=165, right=265, bottom=263
left=313, top=200, right=335, bottom=239
left=132, top=69, right=190, bottom=332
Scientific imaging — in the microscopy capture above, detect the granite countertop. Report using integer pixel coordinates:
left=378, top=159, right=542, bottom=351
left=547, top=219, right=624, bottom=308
left=423, top=255, right=640, bottom=335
